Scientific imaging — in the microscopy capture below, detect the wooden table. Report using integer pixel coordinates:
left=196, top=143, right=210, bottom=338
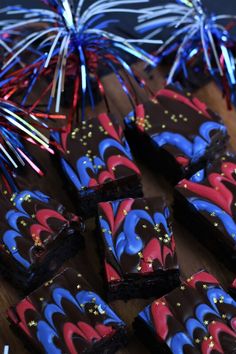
left=0, top=67, right=235, bottom=353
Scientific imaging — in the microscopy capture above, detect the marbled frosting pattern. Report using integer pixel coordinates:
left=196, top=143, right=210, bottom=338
left=98, top=197, right=178, bottom=283
left=8, top=268, right=126, bottom=354
left=138, top=270, right=236, bottom=353
left=0, top=189, right=79, bottom=269
left=53, top=113, right=140, bottom=191
left=176, top=153, right=236, bottom=250
left=125, top=85, right=228, bottom=167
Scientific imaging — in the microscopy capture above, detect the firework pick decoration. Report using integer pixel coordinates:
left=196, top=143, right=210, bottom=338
left=136, top=0, right=236, bottom=108
left=0, top=99, right=51, bottom=192
left=0, top=1, right=159, bottom=126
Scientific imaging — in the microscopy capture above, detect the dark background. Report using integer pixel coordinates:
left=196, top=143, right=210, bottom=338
left=1, top=0, right=235, bottom=13
left=1, top=0, right=236, bottom=13
left=2, top=1, right=236, bottom=24
left=1, top=0, right=236, bottom=44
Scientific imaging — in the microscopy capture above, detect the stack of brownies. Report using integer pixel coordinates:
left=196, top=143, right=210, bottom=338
left=1, top=85, right=235, bottom=354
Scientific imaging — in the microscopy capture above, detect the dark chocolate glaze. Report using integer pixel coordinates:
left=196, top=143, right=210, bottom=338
left=175, top=152, right=236, bottom=257
left=230, top=279, right=236, bottom=300
left=52, top=113, right=141, bottom=192
left=137, top=270, right=236, bottom=353
left=124, top=85, right=228, bottom=173
left=0, top=188, right=81, bottom=272
left=8, top=268, right=126, bottom=354
left=97, top=197, right=178, bottom=284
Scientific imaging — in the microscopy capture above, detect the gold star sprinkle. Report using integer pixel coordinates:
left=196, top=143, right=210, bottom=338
left=209, top=342, right=214, bottom=348
left=77, top=285, right=81, bottom=289
left=176, top=303, right=181, bottom=307
left=180, top=285, right=185, bottom=291
left=137, top=265, right=141, bottom=271
left=214, top=222, right=218, bottom=227
left=123, top=209, right=128, bottom=215
left=142, top=224, right=147, bottom=229
left=195, top=338, right=200, bottom=344
left=28, top=321, right=37, bottom=327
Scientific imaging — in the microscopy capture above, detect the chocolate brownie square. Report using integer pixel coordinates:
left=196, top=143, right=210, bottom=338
left=0, top=188, right=84, bottom=291
left=134, top=270, right=236, bottom=353
left=97, top=196, right=180, bottom=300
left=124, top=85, right=228, bottom=183
left=174, top=151, right=236, bottom=269
left=51, top=113, right=142, bottom=218
left=8, top=267, right=127, bottom=354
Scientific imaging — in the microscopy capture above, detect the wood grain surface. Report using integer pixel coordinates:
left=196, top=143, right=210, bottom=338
left=0, top=66, right=235, bottom=354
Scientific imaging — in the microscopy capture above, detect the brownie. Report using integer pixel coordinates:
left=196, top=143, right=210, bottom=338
left=229, top=278, right=236, bottom=299
left=134, top=270, right=236, bottom=353
left=174, top=151, right=236, bottom=269
left=124, top=85, right=229, bottom=184
left=51, top=113, right=142, bottom=218
left=8, top=267, right=127, bottom=354
left=0, top=188, right=84, bottom=291
left=96, top=196, right=180, bottom=300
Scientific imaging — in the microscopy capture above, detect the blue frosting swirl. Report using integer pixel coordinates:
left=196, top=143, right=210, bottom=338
left=36, top=286, right=124, bottom=353
left=2, top=190, right=51, bottom=269
left=61, top=133, right=134, bottom=190
left=188, top=198, right=236, bottom=243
